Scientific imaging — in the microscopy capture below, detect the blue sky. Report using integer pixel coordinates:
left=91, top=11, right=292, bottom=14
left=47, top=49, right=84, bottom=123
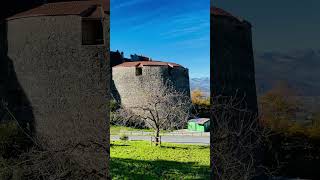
left=214, top=0, right=320, bottom=52
left=110, top=0, right=210, bottom=78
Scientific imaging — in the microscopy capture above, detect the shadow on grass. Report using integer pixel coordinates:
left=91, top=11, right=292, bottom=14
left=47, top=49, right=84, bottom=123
left=110, top=144, right=130, bottom=147
left=111, top=157, right=210, bottom=179
left=191, top=145, right=209, bottom=150
left=158, top=145, right=189, bottom=150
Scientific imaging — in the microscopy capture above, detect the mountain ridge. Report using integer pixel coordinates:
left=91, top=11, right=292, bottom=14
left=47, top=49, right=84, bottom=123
left=190, top=49, right=320, bottom=97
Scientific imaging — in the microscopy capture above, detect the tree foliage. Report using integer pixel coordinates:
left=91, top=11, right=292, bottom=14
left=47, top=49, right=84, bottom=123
left=191, top=89, right=210, bottom=117
left=259, top=81, right=300, bottom=131
left=191, top=89, right=210, bottom=107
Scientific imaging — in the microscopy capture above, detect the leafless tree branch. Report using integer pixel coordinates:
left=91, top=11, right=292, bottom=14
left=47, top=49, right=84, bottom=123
left=210, top=93, right=279, bottom=180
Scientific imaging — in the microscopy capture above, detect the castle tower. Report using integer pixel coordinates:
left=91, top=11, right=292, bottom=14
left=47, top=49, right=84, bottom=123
left=112, top=60, right=190, bottom=110
left=210, top=7, right=258, bottom=113
left=5, top=0, right=110, bottom=141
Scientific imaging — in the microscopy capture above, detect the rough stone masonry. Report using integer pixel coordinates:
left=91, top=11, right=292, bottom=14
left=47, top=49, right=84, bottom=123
left=5, top=0, right=110, bottom=148
left=112, top=58, right=191, bottom=112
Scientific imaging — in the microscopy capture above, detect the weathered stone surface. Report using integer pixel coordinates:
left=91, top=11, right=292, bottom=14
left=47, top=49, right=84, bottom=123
left=6, top=14, right=110, bottom=144
left=2, top=2, right=110, bottom=178
left=0, top=22, right=7, bottom=103
left=112, top=65, right=190, bottom=109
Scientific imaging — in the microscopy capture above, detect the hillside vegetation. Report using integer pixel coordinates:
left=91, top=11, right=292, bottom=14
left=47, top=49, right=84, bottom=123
left=259, top=82, right=320, bottom=179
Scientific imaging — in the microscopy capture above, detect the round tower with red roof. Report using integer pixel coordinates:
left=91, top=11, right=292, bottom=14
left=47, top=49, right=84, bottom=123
left=111, top=55, right=190, bottom=112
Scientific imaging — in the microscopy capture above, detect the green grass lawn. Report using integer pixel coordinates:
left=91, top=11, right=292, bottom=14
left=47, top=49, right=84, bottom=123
left=110, top=140, right=210, bottom=179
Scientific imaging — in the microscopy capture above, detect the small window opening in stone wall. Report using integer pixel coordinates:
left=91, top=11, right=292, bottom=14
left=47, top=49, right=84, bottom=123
left=82, top=19, right=104, bottom=45
left=136, top=67, right=142, bottom=76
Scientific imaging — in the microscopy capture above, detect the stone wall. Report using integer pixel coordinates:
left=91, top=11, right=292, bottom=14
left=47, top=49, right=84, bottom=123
left=211, top=15, right=258, bottom=113
left=1, top=0, right=43, bottom=122
left=6, top=15, right=110, bottom=142
left=0, top=22, right=7, bottom=103
left=112, top=65, right=190, bottom=109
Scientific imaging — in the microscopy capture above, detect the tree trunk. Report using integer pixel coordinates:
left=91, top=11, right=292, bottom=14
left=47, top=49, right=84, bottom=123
left=155, top=129, right=160, bottom=146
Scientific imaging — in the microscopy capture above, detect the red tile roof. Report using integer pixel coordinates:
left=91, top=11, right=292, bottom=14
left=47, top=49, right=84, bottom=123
left=114, top=61, right=182, bottom=68
left=7, top=1, right=109, bottom=20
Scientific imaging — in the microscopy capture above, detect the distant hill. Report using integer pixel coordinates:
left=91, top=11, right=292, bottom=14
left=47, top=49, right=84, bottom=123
left=190, top=49, right=320, bottom=98
left=190, top=77, right=210, bottom=96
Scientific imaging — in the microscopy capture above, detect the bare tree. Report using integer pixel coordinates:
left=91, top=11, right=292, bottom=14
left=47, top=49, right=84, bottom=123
left=210, top=94, right=278, bottom=180
left=129, top=81, right=192, bottom=144
left=111, top=106, right=146, bottom=128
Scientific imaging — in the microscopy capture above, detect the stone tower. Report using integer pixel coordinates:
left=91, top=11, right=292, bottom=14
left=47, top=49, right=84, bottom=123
left=210, top=7, right=258, bottom=113
left=6, top=0, right=110, bottom=140
left=112, top=59, right=190, bottom=110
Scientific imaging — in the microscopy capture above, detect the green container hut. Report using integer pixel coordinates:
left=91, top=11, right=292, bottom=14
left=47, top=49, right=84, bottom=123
left=187, top=118, right=210, bottom=132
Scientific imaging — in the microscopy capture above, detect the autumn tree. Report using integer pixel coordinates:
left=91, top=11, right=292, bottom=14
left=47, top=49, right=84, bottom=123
left=191, top=89, right=210, bottom=117
left=191, top=89, right=210, bottom=106
left=258, top=81, right=300, bottom=131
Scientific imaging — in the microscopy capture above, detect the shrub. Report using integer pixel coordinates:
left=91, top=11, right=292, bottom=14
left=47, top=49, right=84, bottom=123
left=119, top=134, right=129, bottom=141
left=0, top=157, right=11, bottom=180
left=0, top=121, right=32, bottom=159
left=308, top=127, right=320, bottom=139
left=110, top=99, right=120, bottom=112
left=307, top=118, right=320, bottom=139
left=258, top=81, right=300, bottom=132
left=191, top=89, right=210, bottom=107
left=191, top=89, right=210, bottom=117
left=287, top=122, right=305, bottom=136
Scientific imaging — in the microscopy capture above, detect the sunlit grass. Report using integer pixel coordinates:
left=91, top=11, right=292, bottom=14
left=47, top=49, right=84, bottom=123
left=110, top=140, right=210, bottom=179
